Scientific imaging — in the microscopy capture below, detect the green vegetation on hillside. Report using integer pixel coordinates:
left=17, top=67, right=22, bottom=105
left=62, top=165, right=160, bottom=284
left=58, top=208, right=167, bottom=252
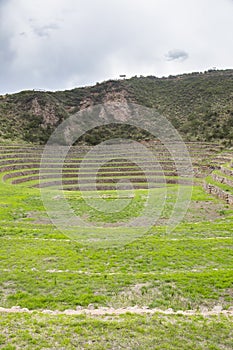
left=124, top=70, right=233, bottom=143
left=0, top=69, right=233, bottom=144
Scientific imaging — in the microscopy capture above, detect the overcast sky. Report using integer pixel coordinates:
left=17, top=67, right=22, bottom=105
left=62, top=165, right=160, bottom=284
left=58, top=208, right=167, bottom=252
left=0, top=0, right=232, bottom=94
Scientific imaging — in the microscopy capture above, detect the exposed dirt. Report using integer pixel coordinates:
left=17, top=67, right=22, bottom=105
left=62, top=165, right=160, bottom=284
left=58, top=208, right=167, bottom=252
left=0, top=305, right=232, bottom=317
left=184, top=200, right=231, bottom=222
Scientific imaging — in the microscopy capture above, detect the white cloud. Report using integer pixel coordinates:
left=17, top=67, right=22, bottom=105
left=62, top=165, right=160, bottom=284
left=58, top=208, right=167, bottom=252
left=0, top=0, right=232, bottom=93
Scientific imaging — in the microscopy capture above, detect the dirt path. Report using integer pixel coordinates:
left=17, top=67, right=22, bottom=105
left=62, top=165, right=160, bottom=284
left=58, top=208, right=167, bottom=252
left=0, top=305, right=233, bottom=317
left=1, top=267, right=232, bottom=276
left=1, top=236, right=233, bottom=242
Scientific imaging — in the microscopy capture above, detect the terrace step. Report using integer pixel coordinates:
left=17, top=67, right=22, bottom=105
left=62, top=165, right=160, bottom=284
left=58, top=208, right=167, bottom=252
left=32, top=177, right=194, bottom=189
left=211, top=173, right=233, bottom=188
left=221, top=166, right=233, bottom=177
left=204, top=182, right=233, bottom=205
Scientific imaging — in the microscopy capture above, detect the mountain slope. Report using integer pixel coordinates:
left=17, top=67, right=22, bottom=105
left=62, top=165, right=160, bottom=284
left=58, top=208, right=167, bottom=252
left=0, top=69, right=233, bottom=144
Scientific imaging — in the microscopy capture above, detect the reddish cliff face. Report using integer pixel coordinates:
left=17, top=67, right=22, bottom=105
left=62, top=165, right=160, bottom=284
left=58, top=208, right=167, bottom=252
left=31, top=98, right=61, bottom=128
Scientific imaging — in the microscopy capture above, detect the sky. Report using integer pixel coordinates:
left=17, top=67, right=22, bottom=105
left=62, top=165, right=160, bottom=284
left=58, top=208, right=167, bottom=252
left=0, top=0, right=233, bottom=94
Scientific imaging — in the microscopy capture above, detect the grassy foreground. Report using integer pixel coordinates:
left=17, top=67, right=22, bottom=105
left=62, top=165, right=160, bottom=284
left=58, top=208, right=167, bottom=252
left=1, top=163, right=233, bottom=348
left=1, top=312, right=233, bottom=350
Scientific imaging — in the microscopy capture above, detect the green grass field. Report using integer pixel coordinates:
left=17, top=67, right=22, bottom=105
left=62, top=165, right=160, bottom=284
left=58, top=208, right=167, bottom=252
left=0, top=143, right=233, bottom=349
left=1, top=313, right=233, bottom=350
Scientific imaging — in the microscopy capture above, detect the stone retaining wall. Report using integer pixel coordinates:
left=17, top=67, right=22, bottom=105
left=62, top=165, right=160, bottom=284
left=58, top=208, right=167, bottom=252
left=212, top=173, right=233, bottom=187
left=204, top=182, right=233, bottom=205
left=221, top=166, right=233, bottom=177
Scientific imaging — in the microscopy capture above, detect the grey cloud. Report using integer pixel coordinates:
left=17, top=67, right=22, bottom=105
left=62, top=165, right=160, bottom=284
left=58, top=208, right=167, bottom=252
left=0, top=2, right=16, bottom=67
left=31, top=23, right=60, bottom=37
left=165, top=49, right=189, bottom=62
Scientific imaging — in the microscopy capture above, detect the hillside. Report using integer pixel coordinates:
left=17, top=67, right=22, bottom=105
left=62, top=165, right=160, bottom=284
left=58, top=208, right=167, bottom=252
left=0, top=69, right=233, bottom=144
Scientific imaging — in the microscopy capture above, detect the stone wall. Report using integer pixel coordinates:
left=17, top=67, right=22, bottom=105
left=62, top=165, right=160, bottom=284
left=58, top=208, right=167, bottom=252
left=221, top=166, right=233, bottom=177
left=212, top=173, right=233, bottom=188
left=204, top=182, right=233, bottom=205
